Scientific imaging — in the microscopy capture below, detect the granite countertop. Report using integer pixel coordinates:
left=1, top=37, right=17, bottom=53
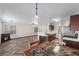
left=29, top=41, right=79, bottom=56
left=63, top=37, right=79, bottom=42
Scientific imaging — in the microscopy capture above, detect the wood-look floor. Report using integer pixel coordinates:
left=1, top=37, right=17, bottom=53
left=1, top=35, right=79, bottom=56
left=0, top=36, right=37, bottom=56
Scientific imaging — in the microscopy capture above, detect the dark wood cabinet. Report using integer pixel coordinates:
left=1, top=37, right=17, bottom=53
left=39, top=36, right=48, bottom=43
left=48, top=34, right=56, bottom=42
left=63, top=40, right=79, bottom=49
left=70, top=14, right=79, bottom=31
left=1, top=33, right=10, bottom=43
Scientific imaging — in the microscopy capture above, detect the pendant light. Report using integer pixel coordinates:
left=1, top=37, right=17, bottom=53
left=32, top=3, right=38, bottom=26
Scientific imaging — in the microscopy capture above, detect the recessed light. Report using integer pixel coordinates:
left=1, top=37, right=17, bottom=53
left=52, top=17, right=61, bottom=22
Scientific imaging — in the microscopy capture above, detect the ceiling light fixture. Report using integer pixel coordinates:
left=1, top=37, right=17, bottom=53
left=32, top=3, right=38, bottom=26
left=52, top=17, right=61, bottom=22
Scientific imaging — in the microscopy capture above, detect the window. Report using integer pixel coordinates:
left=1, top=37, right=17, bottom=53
left=3, top=24, right=16, bottom=34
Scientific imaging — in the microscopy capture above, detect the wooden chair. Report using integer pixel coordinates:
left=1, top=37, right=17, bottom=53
left=24, top=49, right=32, bottom=56
left=30, top=40, right=39, bottom=48
left=24, top=40, right=39, bottom=56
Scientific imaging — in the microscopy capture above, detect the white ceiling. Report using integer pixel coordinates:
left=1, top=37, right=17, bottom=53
left=0, top=3, right=79, bottom=25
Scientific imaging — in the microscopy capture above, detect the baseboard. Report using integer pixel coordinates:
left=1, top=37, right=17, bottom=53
left=11, top=35, right=37, bottom=39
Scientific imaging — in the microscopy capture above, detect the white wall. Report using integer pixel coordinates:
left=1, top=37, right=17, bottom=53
left=11, top=23, right=34, bottom=39
left=39, top=25, right=48, bottom=34
left=1, top=22, right=35, bottom=39
left=52, top=16, right=70, bottom=38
